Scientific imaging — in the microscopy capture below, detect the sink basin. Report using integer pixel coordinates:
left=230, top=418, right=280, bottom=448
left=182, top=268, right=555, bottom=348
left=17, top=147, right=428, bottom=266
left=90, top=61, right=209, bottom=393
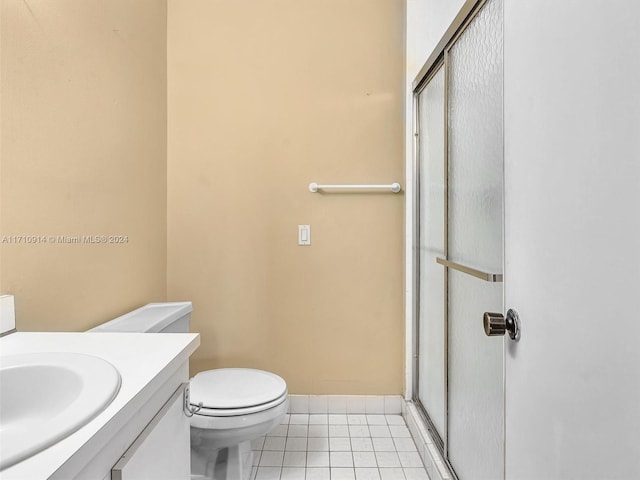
left=0, top=352, right=121, bottom=470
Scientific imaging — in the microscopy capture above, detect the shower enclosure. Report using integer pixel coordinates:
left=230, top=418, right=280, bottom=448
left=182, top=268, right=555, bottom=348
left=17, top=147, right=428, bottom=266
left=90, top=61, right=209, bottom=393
left=413, top=0, right=504, bottom=478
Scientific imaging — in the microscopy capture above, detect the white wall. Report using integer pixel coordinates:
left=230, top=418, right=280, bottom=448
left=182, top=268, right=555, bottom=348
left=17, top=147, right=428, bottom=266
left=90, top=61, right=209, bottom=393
left=504, top=1, right=640, bottom=478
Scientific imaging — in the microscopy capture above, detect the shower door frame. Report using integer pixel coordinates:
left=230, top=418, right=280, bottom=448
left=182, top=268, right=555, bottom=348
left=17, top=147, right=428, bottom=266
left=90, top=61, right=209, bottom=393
left=412, top=0, right=499, bottom=477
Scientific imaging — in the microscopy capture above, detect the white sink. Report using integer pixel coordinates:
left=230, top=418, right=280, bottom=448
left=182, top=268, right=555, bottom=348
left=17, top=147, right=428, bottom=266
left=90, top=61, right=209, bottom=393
left=0, top=352, right=121, bottom=470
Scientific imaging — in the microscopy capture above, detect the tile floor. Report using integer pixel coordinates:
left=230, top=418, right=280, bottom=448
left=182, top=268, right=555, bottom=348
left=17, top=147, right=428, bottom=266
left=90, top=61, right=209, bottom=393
left=250, top=413, right=429, bottom=480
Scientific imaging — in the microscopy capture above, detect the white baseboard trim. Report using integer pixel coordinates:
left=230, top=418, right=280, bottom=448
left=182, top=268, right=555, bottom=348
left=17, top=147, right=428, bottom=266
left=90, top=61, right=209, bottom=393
left=403, top=401, right=454, bottom=480
left=286, top=395, right=403, bottom=415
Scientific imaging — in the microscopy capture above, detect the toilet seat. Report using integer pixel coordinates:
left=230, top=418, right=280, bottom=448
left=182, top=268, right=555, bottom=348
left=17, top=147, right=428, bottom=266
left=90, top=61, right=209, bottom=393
left=189, top=368, right=288, bottom=417
left=194, top=391, right=288, bottom=417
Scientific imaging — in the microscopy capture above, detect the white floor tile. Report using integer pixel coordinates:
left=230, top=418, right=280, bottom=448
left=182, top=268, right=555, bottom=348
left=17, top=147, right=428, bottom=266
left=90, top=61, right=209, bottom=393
left=385, top=415, right=405, bottom=426
left=307, top=437, right=329, bottom=451
left=283, top=451, right=307, bottom=467
left=259, top=450, right=284, bottom=467
left=290, top=414, right=310, bottom=425
left=372, top=437, right=396, bottom=452
left=309, top=425, right=329, bottom=437
left=330, top=437, right=352, bottom=451
left=375, top=451, right=401, bottom=468
left=398, top=451, right=424, bottom=468
left=309, top=414, right=329, bottom=425
left=350, top=437, right=374, bottom=452
left=286, top=437, right=308, bottom=451
left=331, top=467, right=356, bottom=479
left=306, top=467, right=331, bottom=480
left=369, top=426, right=391, bottom=438
left=307, top=451, right=330, bottom=468
left=355, top=467, right=381, bottom=480
left=393, top=437, right=418, bottom=452
left=329, top=414, right=348, bottom=424
left=250, top=399, right=428, bottom=480
left=380, top=468, right=406, bottom=480
left=366, top=415, right=387, bottom=425
left=330, top=425, right=350, bottom=437
left=330, top=451, right=354, bottom=467
left=348, top=414, right=367, bottom=425
left=289, top=425, right=309, bottom=437
left=349, top=425, right=370, bottom=437
left=404, top=467, right=430, bottom=480
left=353, top=451, right=377, bottom=468
left=389, top=425, right=411, bottom=438
left=281, top=467, right=306, bottom=480
left=255, top=466, right=282, bottom=480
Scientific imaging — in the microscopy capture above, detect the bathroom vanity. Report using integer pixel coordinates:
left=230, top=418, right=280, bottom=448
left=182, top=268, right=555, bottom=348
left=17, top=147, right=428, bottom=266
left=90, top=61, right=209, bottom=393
left=0, top=331, right=199, bottom=479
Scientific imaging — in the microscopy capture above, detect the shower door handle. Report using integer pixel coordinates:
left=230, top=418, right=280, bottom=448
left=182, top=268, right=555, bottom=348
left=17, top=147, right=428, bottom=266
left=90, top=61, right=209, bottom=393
left=483, top=309, right=521, bottom=341
left=436, top=257, right=503, bottom=282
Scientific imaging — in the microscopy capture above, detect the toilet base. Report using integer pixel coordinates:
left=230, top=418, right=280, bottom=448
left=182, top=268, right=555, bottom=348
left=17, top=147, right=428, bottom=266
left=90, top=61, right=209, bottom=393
left=191, top=440, right=253, bottom=480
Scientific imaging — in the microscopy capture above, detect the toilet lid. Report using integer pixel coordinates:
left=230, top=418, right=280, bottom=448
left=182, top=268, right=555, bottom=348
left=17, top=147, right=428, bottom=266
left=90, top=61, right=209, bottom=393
left=190, top=368, right=287, bottom=409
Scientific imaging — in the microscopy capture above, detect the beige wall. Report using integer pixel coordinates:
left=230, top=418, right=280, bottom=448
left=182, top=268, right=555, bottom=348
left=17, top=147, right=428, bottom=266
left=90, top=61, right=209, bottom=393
left=0, top=0, right=168, bottom=331
left=0, top=0, right=406, bottom=394
left=167, top=0, right=405, bottom=394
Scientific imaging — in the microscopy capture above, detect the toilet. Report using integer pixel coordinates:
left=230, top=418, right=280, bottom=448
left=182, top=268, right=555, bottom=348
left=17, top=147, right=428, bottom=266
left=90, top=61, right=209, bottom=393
left=90, top=302, right=288, bottom=480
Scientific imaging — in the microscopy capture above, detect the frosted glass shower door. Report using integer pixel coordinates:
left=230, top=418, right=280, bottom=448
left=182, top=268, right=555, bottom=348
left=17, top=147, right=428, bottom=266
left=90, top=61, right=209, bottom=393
left=447, top=0, right=504, bottom=478
left=414, top=0, right=504, bottom=477
left=417, top=66, right=446, bottom=441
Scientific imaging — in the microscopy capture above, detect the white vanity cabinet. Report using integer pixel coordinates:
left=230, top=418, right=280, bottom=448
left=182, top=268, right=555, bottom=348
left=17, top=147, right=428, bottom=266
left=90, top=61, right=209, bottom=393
left=111, top=384, right=190, bottom=480
left=0, top=332, right=199, bottom=480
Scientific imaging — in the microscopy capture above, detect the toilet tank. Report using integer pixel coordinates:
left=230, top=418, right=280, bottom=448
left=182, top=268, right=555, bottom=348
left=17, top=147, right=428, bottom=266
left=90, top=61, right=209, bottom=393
left=88, top=302, right=192, bottom=333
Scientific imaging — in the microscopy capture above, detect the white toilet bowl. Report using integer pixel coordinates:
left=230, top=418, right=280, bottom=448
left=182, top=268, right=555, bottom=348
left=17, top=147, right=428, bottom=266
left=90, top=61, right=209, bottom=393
left=188, top=368, right=288, bottom=480
left=90, top=303, right=289, bottom=480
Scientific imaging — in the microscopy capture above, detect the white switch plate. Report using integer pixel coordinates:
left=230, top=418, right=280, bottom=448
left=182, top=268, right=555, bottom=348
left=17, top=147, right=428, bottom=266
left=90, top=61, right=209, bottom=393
left=298, top=225, right=311, bottom=246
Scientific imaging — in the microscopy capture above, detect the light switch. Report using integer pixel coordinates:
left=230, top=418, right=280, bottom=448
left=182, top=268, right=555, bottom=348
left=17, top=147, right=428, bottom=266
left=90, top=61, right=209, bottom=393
left=298, top=225, right=311, bottom=246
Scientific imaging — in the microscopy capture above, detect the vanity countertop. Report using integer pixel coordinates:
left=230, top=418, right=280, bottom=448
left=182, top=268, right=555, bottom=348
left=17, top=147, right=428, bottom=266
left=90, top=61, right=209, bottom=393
left=0, top=331, right=200, bottom=479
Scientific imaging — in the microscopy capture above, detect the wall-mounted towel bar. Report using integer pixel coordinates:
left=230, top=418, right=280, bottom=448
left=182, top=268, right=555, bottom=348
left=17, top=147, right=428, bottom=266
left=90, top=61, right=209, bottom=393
left=309, top=182, right=401, bottom=193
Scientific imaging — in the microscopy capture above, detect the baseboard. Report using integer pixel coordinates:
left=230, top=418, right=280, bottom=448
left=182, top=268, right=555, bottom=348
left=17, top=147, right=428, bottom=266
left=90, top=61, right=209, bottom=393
left=286, top=395, right=403, bottom=415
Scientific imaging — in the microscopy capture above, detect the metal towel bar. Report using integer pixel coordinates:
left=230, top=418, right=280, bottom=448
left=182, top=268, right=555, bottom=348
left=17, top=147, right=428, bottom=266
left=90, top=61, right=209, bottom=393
left=309, top=182, right=401, bottom=193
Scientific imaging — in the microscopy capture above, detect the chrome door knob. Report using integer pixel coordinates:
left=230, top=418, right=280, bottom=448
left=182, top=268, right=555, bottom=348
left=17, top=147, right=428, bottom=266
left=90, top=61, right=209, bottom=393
left=483, top=309, right=521, bottom=341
